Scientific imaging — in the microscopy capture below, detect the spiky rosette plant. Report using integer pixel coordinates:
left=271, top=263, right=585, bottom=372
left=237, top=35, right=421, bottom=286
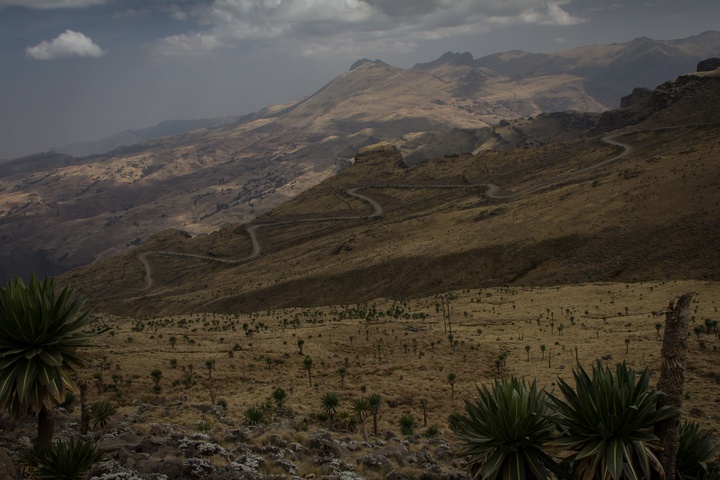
left=677, top=421, right=719, bottom=480
left=0, top=276, right=97, bottom=451
left=243, top=404, right=269, bottom=426
left=548, top=361, right=678, bottom=480
left=398, top=413, right=416, bottom=436
left=452, top=376, right=563, bottom=480
left=90, top=401, right=117, bottom=430
left=350, top=396, right=371, bottom=442
left=21, top=437, right=103, bottom=480
left=321, top=391, right=340, bottom=429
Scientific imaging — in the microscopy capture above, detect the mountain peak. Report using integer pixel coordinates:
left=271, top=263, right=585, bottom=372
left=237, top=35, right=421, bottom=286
left=412, top=51, right=476, bottom=70
left=349, top=58, right=387, bottom=71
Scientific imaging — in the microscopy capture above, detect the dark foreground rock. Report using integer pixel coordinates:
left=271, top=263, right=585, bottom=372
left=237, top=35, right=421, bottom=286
left=1, top=403, right=470, bottom=480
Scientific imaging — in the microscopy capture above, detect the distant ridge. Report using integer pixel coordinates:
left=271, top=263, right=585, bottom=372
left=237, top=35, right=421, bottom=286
left=414, top=30, right=720, bottom=108
left=52, top=117, right=242, bottom=157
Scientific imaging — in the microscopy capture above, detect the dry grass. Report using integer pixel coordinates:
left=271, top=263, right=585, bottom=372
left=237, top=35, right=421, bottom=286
left=81, top=280, right=720, bottom=444
left=66, top=121, right=720, bottom=317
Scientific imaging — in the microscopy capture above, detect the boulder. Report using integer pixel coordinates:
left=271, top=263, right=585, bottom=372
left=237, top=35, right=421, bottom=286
left=98, top=432, right=143, bottom=452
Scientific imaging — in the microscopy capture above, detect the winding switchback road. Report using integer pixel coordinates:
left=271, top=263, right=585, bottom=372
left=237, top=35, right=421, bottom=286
left=133, top=132, right=637, bottom=292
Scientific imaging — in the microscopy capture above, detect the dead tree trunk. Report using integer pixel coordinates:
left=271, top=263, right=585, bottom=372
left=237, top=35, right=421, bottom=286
left=653, top=292, right=694, bottom=480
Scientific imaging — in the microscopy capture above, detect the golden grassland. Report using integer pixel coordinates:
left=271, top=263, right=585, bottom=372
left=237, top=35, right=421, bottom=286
left=62, top=118, right=720, bottom=318
left=81, top=280, right=719, bottom=444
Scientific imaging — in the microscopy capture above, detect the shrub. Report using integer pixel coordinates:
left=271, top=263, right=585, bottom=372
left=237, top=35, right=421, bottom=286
left=244, top=405, right=268, bottom=426
left=90, top=401, right=117, bottom=429
left=21, top=438, right=102, bottom=480
left=398, top=413, right=416, bottom=436
left=549, top=361, right=677, bottom=480
left=453, top=376, right=563, bottom=479
left=677, top=420, right=719, bottom=480
left=272, top=387, right=287, bottom=408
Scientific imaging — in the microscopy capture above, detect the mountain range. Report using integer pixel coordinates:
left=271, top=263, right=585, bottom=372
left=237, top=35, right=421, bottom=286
left=59, top=65, right=720, bottom=314
left=1, top=31, right=719, bottom=283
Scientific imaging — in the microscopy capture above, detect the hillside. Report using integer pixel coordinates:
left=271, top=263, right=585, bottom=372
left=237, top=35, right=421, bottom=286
left=3, top=33, right=718, bottom=283
left=62, top=71, right=720, bottom=316
left=470, top=30, right=720, bottom=107
left=51, top=117, right=243, bottom=157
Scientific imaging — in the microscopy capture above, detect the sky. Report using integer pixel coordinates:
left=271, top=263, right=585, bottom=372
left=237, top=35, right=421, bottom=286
left=0, top=0, right=718, bottom=159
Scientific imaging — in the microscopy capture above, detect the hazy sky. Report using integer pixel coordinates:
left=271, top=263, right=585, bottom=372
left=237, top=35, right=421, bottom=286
left=1, top=0, right=717, bottom=159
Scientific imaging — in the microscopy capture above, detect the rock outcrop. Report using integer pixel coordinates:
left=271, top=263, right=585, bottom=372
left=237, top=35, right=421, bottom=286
left=620, top=87, right=654, bottom=108
left=697, top=57, right=720, bottom=72
left=354, top=143, right=408, bottom=170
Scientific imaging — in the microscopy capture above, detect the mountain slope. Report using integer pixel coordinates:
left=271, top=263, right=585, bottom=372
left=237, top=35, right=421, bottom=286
left=62, top=71, right=720, bottom=315
left=0, top=52, right=604, bottom=282
left=465, top=31, right=720, bottom=107
left=2, top=33, right=718, bottom=282
left=51, top=117, right=242, bottom=157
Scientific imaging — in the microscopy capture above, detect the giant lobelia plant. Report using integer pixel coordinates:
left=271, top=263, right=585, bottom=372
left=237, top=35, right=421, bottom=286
left=548, top=361, right=677, bottom=480
left=452, top=376, right=564, bottom=479
left=0, top=276, right=98, bottom=451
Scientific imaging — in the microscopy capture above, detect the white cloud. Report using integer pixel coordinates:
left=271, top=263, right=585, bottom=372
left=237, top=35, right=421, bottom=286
left=0, top=0, right=106, bottom=8
left=151, top=0, right=586, bottom=56
left=26, top=30, right=106, bottom=60
left=151, top=32, right=225, bottom=56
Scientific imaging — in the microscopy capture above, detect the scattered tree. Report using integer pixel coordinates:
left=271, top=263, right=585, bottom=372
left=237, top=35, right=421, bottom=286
left=398, top=413, right=416, bottom=436
left=272, top=387, right=287, bottom=408
left=338, top=366, right=347, bottom=389
left=150, top=369, right=162, bottom=386
left=303, top=356, right=313, bottom=387
left=447, top=372, right=457, bottom=400
left=368, top=393, right=383, bottom=436
left=321, top=392, right=340, bottom=426
left=0, top=276, right=99, bottom=452
left=350, top=396, right=371, bottom=442
left=420, top=399, right=428, bottom=427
